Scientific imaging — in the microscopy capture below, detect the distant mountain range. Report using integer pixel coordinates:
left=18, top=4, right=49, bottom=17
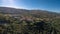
left=0, top=7, right=60, bottom=18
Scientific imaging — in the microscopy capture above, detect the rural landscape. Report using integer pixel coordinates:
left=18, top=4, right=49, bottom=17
left=0, top=0, right=60, bottom=34
left=0, top=7, right=60, bottom=34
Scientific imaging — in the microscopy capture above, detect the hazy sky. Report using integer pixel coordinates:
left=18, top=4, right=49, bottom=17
left=0, top=0, right=60, bottom=13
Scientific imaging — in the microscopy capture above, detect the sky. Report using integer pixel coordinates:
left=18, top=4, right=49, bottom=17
left=0, top=0, right=60, bottom=13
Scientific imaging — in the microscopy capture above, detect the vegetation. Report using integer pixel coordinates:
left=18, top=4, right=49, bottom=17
left=0, top=13, right=60, bottom=34
left=0, top=7, right=60, bottom=34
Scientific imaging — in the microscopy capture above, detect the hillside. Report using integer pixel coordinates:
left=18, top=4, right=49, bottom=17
left=0, top=7, right=60, bottom=34
left=0, top=7, right=60, bottom=18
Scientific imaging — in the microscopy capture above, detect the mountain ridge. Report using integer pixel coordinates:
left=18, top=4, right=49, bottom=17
left=0, top=7, right=59, bottom=14
left=0, top=7, right=60, bottom=18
